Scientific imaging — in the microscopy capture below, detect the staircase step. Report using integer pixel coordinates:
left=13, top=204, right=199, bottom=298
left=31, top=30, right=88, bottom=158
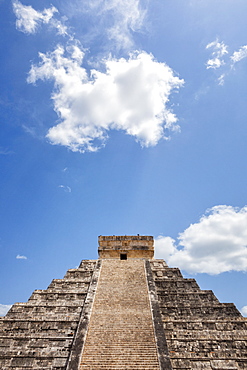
left=79, top=259, right=160, bottom=369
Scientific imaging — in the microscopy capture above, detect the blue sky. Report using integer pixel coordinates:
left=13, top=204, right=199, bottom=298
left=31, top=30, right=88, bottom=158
left=1, top=0, right=247, bottom=316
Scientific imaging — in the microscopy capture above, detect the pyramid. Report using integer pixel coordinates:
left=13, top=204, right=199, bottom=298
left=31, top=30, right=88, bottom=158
left=0, top=235, right=246, bottom=369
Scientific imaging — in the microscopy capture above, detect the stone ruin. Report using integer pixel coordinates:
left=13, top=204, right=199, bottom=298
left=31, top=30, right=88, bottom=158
left=0, top=235, right=246, bottom=369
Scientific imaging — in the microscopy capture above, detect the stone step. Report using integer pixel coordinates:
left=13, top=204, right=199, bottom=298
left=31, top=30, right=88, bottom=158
left=79, top=259, right=160, bottom=369
left=80, top=367, right=158, bottom=370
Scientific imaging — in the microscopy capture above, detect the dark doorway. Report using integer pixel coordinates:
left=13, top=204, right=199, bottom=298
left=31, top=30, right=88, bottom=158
left=120, top=253, right=127, bottom=260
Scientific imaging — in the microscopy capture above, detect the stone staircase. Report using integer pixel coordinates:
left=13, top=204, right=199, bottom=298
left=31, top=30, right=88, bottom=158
left=79, top=259, right=160, bottom=369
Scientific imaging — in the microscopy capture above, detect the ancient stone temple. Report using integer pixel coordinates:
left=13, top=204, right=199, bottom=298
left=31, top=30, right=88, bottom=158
left=0, top=235, right=246, bottom=369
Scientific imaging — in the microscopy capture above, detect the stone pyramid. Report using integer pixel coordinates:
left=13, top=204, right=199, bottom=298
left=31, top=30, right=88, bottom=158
left=0, top=235, right=246, bottom=369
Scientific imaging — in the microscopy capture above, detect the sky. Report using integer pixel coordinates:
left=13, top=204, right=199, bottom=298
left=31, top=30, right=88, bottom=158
left=1, top=0, right=247, bottom=317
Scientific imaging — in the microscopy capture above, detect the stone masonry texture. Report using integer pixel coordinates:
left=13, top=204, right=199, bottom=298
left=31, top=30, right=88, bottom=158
left=0, top=260, right=98, bottom=370
left=0, top=235, right=246, bottom=369
left=79, top=259, right=160, bottom=369
left=150, top=259, right=247, bottom=369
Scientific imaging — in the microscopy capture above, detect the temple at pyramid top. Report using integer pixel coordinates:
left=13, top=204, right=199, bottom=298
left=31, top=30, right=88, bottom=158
left=98, top=234, right=154, bottom=259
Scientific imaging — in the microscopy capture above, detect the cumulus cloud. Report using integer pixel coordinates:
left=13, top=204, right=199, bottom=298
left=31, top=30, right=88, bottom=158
left=16, top=254, right=27, bottom=260
left=27, top=45, right=183, bottom=152
left=13, top=1, right=67, bottom=35
left=0, top=304, right=12, bottom=316
left=155, top=236, right=176, bottom=261
left=231, top=45, right=247, bottom=63
left=206, top=39, right=228, bottom=69
left=240, top=306, right=247, bottom=317
left=155, top=205, right=247, bottom=275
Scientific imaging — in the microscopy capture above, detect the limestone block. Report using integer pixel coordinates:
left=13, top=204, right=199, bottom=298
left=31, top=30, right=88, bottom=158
left=210, top=359, right=238, bottom=369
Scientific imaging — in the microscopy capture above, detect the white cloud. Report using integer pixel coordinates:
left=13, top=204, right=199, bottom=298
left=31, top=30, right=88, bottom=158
left=240, top=306, right=247, bottom=317
left=155, top=236, right=176, bottom=260
left=50, top=18, right=68, bottom=36
left=16, top=254, right=27, bottom=260
left=59, top=185, right=71, bottom=193
left=206, top=39, right=228, bottom=69
left=13, top=1, right=67, bottom=35
left=231, top=45, right=247, bottom=63
left=101, top=0, right=147, bottom=50
left=0, top=304, right=12, bottom=316
left=205, top=40, right=247, bottom=84
left=76, top=0, right=147, bottom=50
left=27, top=45, right=183, bottom=152
left=155, top=205, right=247, bottom=275
left=218, top=73, right=225, bottom=86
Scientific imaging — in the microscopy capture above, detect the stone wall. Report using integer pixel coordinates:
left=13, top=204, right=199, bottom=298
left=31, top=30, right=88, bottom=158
left=98, top=235, right=154, bottom=259
left=0, top=260, right=98, bottom=369
left=150, top=260, right=247, bottom=369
